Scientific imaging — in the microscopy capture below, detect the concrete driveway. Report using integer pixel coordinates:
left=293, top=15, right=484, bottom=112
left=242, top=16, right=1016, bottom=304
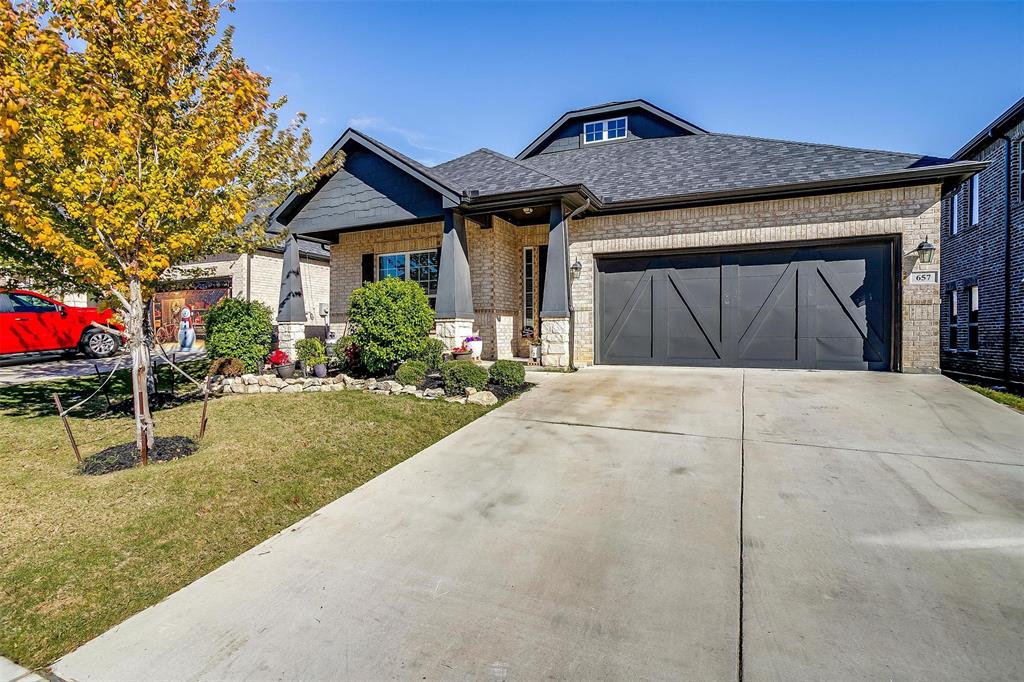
left=53, top=368, right=1024, bottom=681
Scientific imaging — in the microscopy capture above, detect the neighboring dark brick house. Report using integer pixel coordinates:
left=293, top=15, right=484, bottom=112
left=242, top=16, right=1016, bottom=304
left=941, top=96, right=1024, bottom=388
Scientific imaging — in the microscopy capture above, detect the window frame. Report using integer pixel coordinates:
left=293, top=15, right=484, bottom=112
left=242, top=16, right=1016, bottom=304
left=967, top=285, right=979, bottom=351
left=523, top=246, right=535, bottom=332
left=8, top=292, right=58, bottom=313
left=948, top=290, right=959, bottom=350
left=950, top=191, right=960, bottom=235
left=1017, top=139, right=1023, bottom=204
left=970, top=173, right=980, bottom=226
left=376, top=248, right=439, bottom=304
left=582, top=116, right=629, bottom=144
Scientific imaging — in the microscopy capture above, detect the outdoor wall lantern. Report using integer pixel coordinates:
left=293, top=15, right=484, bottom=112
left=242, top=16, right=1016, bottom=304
left=915, top=237, right=936, bottom=264
left=570, top=258, right=583, bottom=280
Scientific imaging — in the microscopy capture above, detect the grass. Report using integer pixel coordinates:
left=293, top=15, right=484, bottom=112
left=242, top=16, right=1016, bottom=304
left=965, top=384, right=1024, bottom=413
left=0, top=362, right=490, bottom=669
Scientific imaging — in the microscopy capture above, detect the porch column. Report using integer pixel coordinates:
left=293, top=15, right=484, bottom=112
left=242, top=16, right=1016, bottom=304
left=540, top=200, right=571, bottom=368
left=435, top=208, right=474, bottom=350
left=277, top=233, right=306, bottom=359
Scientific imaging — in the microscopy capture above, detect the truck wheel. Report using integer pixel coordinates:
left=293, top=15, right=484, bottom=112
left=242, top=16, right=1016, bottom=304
left=82, top=330, right=120, bottom=358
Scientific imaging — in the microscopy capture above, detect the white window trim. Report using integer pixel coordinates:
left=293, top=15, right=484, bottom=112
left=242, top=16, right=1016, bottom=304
left=523, top=246, right=535, bottom=327
left=583, top=116, right=629, bottom=144
left=951, top=192, right=960, bottom=235
left=377, top=248, right=438, bottom=301
left=970, top=174, right=980, bottom=226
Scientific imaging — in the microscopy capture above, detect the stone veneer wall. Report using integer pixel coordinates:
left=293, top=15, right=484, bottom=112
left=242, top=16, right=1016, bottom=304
left=568, top=185, right=943, bottom=371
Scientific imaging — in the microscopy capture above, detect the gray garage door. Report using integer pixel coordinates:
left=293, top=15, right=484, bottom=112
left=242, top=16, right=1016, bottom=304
left=596, top=241, right=893, bottom=370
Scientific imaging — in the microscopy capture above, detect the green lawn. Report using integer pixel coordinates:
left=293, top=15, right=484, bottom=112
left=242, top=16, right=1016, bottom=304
left=966, top=384, right=1024, bottom=413
left=0, top=363, right=490, bottom=669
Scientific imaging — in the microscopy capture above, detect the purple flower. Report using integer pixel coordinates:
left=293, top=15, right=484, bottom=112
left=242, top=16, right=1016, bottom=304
left=464, top=335, right=482, bottom=342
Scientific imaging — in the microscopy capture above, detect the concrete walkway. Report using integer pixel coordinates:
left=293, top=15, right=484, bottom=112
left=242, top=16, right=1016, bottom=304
left=52, top=368, right=1024, bottom=681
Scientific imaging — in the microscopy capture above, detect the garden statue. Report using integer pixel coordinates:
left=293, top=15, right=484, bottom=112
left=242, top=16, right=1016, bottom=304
left=178, top=306, right=196, bottom=352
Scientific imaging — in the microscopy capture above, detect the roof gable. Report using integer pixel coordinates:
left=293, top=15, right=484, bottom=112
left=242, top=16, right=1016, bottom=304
left=516, top=99, right=707, bottom=160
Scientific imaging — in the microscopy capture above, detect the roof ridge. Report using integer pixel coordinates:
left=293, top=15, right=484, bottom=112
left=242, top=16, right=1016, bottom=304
left=708, top=132, right=930, bottom=160
left=350, top=129, right=465, bottom=193
left=478, top=148, right=569, bottom=185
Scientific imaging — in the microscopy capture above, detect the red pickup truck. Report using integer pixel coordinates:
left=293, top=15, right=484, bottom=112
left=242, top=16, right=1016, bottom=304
left=0, top=289, right=123, bottom=358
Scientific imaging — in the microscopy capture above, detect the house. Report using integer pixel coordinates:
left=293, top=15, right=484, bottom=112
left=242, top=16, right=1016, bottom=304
left=271, top=99, right=983, bottom=371
left=939, top=96, right=1024, bottom=389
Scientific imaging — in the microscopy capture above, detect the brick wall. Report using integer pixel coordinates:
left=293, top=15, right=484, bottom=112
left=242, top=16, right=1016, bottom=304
left=940, top=118, right=1023, bottom=386
left=568, top=185, right=943, bottom=371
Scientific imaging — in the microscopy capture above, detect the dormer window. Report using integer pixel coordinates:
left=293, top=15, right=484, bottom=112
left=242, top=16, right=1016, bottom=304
left=584, top=117, right=628, bottom=144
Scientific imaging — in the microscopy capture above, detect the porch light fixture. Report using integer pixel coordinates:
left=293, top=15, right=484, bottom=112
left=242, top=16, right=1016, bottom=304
left=915, top=236, right=936, bottom=264
left=523, top=207, right=533, bottom=215
left=570, top=258, right=583, bottom=280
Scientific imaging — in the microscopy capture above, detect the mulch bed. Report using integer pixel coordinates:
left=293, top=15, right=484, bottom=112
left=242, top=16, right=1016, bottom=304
left=78, top=435, right=199, bottom=475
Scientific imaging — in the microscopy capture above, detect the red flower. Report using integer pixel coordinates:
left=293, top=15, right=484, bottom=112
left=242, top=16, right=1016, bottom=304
left=268, top=349, right=291, bottom=366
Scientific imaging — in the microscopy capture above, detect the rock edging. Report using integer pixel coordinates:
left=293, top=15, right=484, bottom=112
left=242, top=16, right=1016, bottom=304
left=212, top=373, right=496, bottom=405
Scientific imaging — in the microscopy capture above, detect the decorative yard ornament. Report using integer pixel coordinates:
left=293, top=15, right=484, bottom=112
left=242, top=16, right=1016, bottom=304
left=178, top=306, right=195, bottom=352
left=0, top=0, right=341, bottom=453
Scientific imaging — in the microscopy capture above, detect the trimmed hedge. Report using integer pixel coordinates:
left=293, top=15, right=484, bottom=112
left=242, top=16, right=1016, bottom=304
left=419, top=337, right=446, bottom=371
left=441, top=360, right=488, bottom=396
left=395, top=360, right=428, bottom=386
left=488, top=359, right=525, bottom=389
left=348, top=279, right=434, bottom=374
left=204, top=298, right=273, bottom=373
left=296, top=337, right=327, bottom=366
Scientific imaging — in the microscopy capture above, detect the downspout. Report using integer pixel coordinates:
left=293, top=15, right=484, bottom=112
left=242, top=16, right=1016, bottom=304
left=1000, top=136, right=1012, bottom=386
left=565, top=198, right=591, bottom=370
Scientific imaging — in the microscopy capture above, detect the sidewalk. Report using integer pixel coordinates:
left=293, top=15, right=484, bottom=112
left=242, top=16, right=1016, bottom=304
left=0, top=656, right=46, bottom=682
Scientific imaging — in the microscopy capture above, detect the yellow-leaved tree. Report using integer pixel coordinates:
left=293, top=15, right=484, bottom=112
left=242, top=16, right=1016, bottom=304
left=0, top=0, right=339, bottom=451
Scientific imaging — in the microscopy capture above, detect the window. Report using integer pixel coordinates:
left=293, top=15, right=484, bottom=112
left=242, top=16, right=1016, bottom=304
left=950, top=192, right=960, bottom=235
left=583, top=116, right=628, bottom=144
left=948, top=291, right=958, bottom=350
left=377, top=249, right=438, bottom=304
left=523, top=247, right=535, bottom=331
left=968, top=285, right=979, bottom=351
left=1018, top=139, right=1023, bottom=203
left=8, top=293, right=57, bottom=313
left=970, top=174, right=980, bottom=226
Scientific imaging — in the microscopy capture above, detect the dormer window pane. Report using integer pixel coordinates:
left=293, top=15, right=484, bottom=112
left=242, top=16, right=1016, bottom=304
left=607, top=117, right=627, bottom=139
left=584, top=121, right=604, bottom=143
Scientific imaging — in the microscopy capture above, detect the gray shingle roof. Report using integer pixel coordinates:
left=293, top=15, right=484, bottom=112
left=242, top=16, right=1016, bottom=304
left=421, top=132, right=958, bottom=205
left=516, top=134, right=948, bottom=203
left=432, top=149, right=566, bottom=195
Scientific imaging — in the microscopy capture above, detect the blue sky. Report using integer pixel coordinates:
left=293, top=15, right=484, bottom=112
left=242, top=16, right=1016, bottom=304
left=228, top=1, right=1023, bottom=165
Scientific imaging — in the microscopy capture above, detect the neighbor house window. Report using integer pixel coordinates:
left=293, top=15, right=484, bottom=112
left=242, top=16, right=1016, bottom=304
left=950, top=192, right=960, bottom=235
left=948, top=290, right=958, bottom=350
left=968, top=285, right=979, bottom=351
left=1018, top=139, right=1023, bottom=203
left=523, top=247, right=535, bottom=330
left=970, top=174, right=980, bottom=226
left=377, top=249, right=439, bottom=305
left=583, top=116, right=628, bottom=144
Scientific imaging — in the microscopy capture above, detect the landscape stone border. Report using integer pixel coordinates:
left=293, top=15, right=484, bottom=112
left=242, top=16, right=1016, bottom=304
left=212, top=373, right=498, bottom=406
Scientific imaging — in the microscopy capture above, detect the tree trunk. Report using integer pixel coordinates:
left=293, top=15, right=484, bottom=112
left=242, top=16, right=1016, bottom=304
left=127, top=278, right=155, bottom=456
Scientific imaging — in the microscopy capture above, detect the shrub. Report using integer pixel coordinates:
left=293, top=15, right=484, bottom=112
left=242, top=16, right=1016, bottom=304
left=348, top=278, right=434, bottom=374
left=296, top=337, right=328, bottom=367
left=208, top=357, right=244, bottom=377
left=441, top=360, right=488, bottom=396
left=205, top=298, right=273, bottom=373
left=419, top=337, right=446, bottom=371
left=333, top=335, right=361, bottom=372
left=395, top=360, right=427, bottom=386
left=488, top=359, right=525, bottom=389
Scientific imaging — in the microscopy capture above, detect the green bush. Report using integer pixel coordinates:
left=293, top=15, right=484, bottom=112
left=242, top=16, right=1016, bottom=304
left=395, top=360, right=427, bottom=386
left=419, top=337, right=446, bottom=372
left=204, top=298, right=273, bottom=373
left=488, top=359, right=525, bottom=389
left=296, top=337, right=327, bottom=367
left=441, top=360, right=488, bottom=396
left=208, top=357, right=245, bottom=377
left=348, top=278, right=434, bottom=375
left=333, top=335, right=361, bottom=371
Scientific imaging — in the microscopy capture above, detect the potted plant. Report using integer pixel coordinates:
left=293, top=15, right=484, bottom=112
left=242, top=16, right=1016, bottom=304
left=296, top=337, right=329, bottom=378
left=529, top=339, right=542, bottom=362
left=464, top=335, right=483, bottom=359
left=268, top=349, right=294, bottom=379
left=450, top=344, right=473, bottom=361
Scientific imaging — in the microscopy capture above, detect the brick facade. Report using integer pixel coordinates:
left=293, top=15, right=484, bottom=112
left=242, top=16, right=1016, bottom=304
left=568, top=185, right=943, bottom=371
left=325, top=185, right=943, bottom=372
left=940, top=118, right=1023, bottom=386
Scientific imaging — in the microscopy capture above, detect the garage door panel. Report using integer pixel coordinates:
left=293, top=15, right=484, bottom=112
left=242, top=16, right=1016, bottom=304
left=597, top=241, right=892, bottom=370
